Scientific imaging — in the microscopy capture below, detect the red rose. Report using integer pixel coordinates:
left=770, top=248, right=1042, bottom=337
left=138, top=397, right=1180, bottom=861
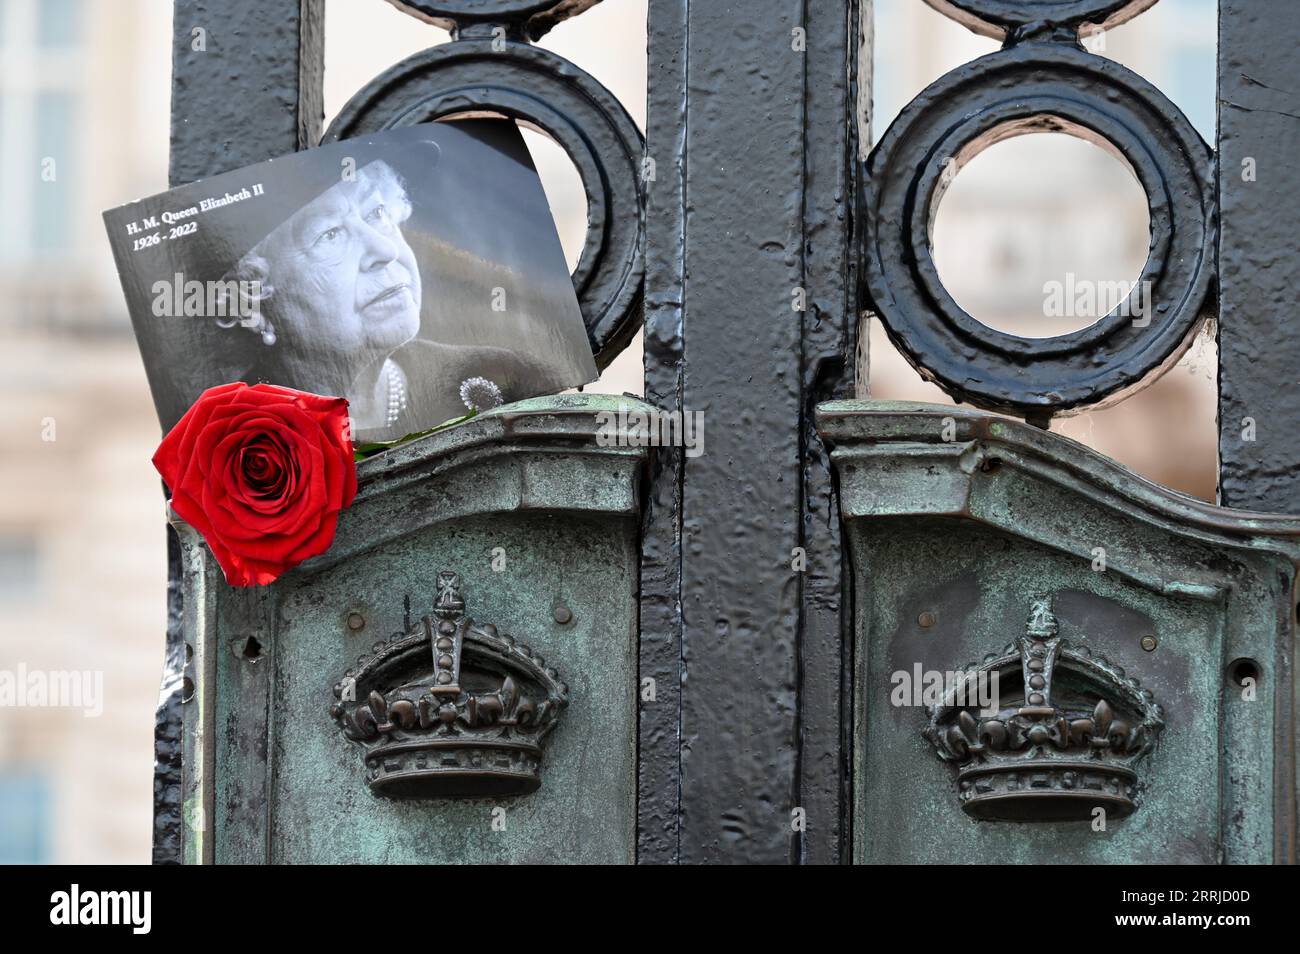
left=153, top=383, right=357, bottom=586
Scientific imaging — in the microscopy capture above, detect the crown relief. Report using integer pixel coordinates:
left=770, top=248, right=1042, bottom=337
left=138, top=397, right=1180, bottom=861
left=331, top=571, right=568, bottom=798
left=924, top=597, right=1164, bottom=822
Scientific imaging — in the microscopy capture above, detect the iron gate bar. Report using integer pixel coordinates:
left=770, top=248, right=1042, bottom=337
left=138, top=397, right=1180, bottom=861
left=1216, top=5, right=1300, bottom=861
left=640, top=0, right=860, bottom=863
left=794, top=0, right=862, bottom=867
left=637, top=0, right=688, bottom=864
left=159, top=0, right=326, bottom=864
left=1217, top=0, right=1300, bottom=862
left=1217, top=1, right=1300, bottom=517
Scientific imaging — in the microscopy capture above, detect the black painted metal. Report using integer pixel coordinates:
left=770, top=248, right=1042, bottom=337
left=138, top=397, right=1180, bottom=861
left=637, top=0, right=687, bottom=864
left=793, top=0, right=862, bottom=866
left=389, top=0, right=602, bottom=40
left=639, top=0, right=859, bottom=863
left=152, top=530, right=185, bottom=865
left=1217, top=1, right=1300, bottom=514
left=155, top=0, right=1294, bottom=868
left=923, top=0, right=1157, bottom=40
left=167, top=1, right=325, bottom=187
left=862, top=31, right=1214, bottom=423
left=158, top=0, right=326, bottom=864
left=323, top=38, right=646, bottom=370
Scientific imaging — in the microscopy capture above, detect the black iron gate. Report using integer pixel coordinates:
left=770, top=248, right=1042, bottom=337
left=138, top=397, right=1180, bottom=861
left=157, top=0, right=1300, bottom=864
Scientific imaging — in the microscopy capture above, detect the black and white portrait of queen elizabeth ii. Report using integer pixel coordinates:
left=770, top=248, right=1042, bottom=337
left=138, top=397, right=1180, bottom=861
left=108, top=120, right=599, bottom=443
left=222, top=158, right=428, bottom=436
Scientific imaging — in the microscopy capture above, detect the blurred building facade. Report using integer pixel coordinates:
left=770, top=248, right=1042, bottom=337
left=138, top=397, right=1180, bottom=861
left=0, top=0, right=170, bottom=863
left=0, top=0, right=1216, bottom=861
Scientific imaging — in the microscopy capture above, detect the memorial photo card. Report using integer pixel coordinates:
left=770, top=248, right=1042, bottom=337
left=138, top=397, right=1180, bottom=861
left=104, top=120, right=598, bottom=442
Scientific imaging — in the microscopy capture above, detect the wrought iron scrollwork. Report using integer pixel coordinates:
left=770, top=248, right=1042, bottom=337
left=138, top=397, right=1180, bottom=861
left=323, top=0, right=645, bottom=369
left=924, top=0, right=1159, bottom=41
left=385, top=1, right=604, bottom=41
left=862, top=0, right=1214, bottom=422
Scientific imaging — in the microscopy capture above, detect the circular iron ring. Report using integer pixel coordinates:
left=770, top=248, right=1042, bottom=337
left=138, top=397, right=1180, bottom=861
left=325, top=39, right=645, bottom=370
left=861, top=44, right=1214, bottom=418
left=923, top=0, right=1159, bottom=40
left=386, top=1, right=602, bottom=39
left=397, top=0, right=578, bottom=17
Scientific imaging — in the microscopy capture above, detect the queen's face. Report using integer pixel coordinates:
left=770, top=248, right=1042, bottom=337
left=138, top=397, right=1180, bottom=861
left=261, top=162, right=422, bottom=362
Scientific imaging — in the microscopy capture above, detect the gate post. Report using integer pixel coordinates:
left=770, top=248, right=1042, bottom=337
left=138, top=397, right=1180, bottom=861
left=1216, top=0, right=1300, bottom=860
left=639, top=0, right=863, bottom=863
left=159, top=0, right=651, bottom=865
left=1217, top=3, right=1300, bottom=517
left=174, top=396, right=651, bottom=864
left=157, top=0, right=325, bottom=864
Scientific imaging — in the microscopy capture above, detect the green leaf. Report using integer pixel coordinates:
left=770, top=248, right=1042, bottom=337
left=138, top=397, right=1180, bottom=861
left=353, top=411, right=478, bottom=462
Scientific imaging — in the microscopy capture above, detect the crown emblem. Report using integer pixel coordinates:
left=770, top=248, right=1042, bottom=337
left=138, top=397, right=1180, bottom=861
left=330, top=571, right=568, bottom=798
left=924, top=597, right=1163, bottom=822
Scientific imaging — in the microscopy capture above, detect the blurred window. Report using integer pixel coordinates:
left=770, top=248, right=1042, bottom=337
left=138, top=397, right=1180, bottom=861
left=0, top=1, right=83, bottom=267
left=0, top=0, right=84, bottom=265
left=37, top=0, right=79, bottom=48
left=0, top=771, right=50, bottom=863
left=0, top=533, right=42, bottom=601
left=32, top=89, right=74, bottom=252
left=1165, top=0, right=1217, bottom=143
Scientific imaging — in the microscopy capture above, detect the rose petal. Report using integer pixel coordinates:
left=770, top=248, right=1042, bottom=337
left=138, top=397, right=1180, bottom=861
left=154, top=382, right=356, bottom=586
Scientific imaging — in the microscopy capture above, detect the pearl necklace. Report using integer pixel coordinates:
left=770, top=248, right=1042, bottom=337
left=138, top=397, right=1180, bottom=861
left=384, top=360, right=408, bottom=427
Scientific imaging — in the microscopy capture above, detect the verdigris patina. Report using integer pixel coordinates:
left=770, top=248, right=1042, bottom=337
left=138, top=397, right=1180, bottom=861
left=817, top=400, right=1300, bottom=864
left=329, top=569, right=571, bottom=799
left=172, top=394, right=651, bottom=864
